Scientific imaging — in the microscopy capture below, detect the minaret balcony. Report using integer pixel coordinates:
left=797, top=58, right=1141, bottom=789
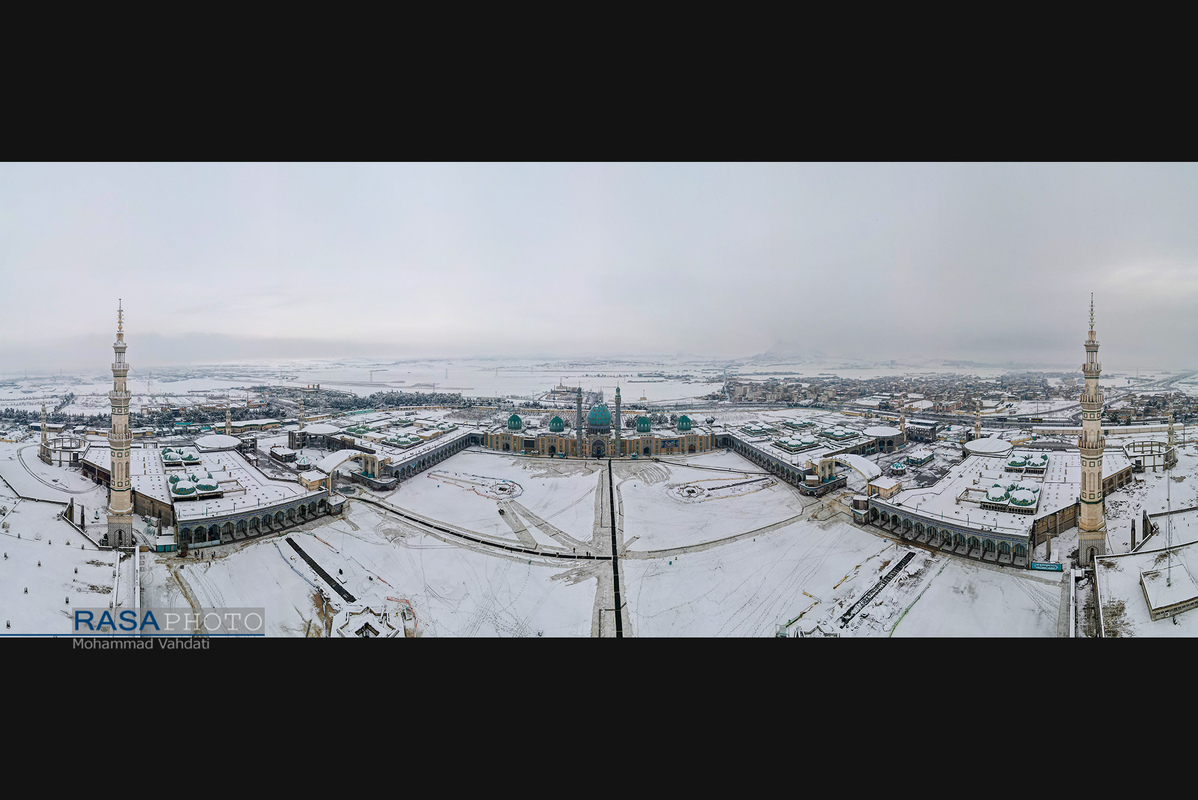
left=111, top=362, right=130, bottom=373
left=109, top=390, right=132, bottom=402
left=109, top=431, right=131, bottom=447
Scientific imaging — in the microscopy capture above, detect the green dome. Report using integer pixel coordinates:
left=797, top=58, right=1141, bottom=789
left=549, top=416, right=565, bottom=433
left=507, top=414, right=522, bottom=431
left=587, top=403, right=612, bottom=429
left=676, top=415, right=692, bottom=432
left=636, top=416, right=651, bottom=433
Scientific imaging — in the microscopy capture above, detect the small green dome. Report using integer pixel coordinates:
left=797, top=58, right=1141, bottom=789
left=549, top=416, right=565, bottom=433
left=636, top=416, right=651, bottom=433
left=677, top=415, right=692, bottom=432
left=507, top=414, right=522, bottom=431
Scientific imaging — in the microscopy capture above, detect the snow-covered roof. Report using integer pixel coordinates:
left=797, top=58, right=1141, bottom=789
left=964, top=437, right=1013, bottom=457
left=864, top=426, right=901, bottom=438
left=194, top=433, right=241, bottom=451
left=834, top=453, right=882, bottom=481
left=316, top=449, right=366, bottom=475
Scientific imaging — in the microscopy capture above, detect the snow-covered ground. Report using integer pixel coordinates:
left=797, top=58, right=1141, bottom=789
left=379, top=450, right=603, bottom=546
left=1006, top=399, right=1080, bottom=417
left=890, top=559, right=1063, bottom=637
left=142, top=537, right=326, bottom=637
left=0, top=441, right=107, bottom=505
left=617, top=452, right=808, bottom=552
left=0, top=498, right=133, bottom=636
left=621, top=518, right=890, bottom=636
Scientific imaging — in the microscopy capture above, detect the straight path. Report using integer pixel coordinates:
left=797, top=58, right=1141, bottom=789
left=497, top=501, right=539, bottom=548
left=355, top=495, right=611, bottom=561
left=508, top=500, right=590, bottom=550
left=607, top=459, right=623, bottom=638
left=839, top=551, right=915, bottom=628
left=287, top=537, right=357, bottom=602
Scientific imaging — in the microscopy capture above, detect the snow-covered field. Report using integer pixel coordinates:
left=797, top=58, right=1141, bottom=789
left=621, top=518, right=890, bottom=636
left=0, top=441, right=106, bottom=505
left=142, top=537, right=326, bottom=637
left=380, top=450, right=603, bottom=546
left=890, top=559, right=1063, bottom=637
left=617, top=452, right=808, bottom=552
left=0, top=499, right=132, bottom=636
left=1006, top=399, right=1080, bottom=417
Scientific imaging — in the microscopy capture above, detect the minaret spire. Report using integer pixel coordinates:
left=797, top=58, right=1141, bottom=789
left=614, top=384, right=622, bottom=458
left=107, top=301, right=134, bottom=548
left=1078, top=293, right=1107, bottom=566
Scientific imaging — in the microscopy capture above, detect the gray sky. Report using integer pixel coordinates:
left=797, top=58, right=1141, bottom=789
left=1, top=162, right=1195, bottom=372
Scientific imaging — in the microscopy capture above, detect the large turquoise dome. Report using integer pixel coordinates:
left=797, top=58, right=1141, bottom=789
left=635, top=416, right=651, bottom=433
left=677, top=415, right=692, bottom=432
left=507, top=414, right=522, bottom=431
left=587, top=403, right=612, bottom=430
left=549, top=416, right=565, bottom=433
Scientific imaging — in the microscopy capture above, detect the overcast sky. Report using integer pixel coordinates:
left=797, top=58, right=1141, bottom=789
left=1, top=162, right=1195, bottom=372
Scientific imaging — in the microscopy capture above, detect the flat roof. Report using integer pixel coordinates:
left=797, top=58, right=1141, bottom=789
left=1141, top=565, right=1198, bottom=611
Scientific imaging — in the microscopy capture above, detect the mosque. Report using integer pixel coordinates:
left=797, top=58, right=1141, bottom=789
left=485, top=386, right=714, bottom=458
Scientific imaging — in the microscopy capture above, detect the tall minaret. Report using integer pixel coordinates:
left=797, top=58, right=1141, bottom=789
left=107, top=301, right=134, bottom=548
left=224, top=396, right=232, bottom=435
left=1078, top=294, right=1106, bottom=566
left=974, top=400, right=981, bottom=440
left=299, top=394, right=306, bottom=431
left=614, top=385, right=622, bottom=457
left=576, top=387, right=584, bottom=456
left=39, top=403, right=50, bottom=464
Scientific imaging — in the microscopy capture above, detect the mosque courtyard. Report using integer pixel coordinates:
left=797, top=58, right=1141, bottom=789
left=127, top=446, right=1072, bottom=636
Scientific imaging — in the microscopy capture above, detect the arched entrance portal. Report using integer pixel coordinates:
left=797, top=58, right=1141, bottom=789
left=591, top=441, right=606, bottom=459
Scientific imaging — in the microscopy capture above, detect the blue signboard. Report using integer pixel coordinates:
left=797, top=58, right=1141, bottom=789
left=1030, top=561, right=1063, bottom=572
